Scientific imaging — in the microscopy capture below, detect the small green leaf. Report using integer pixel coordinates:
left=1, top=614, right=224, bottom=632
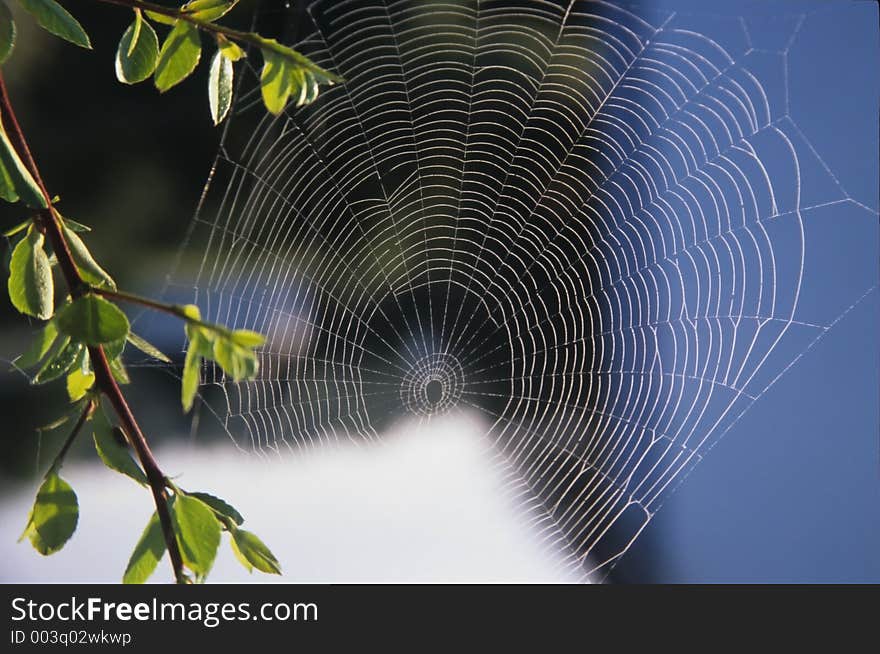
left=8, top=227, right=54, bottom=320
left=187, top=326, right=215, bottom=359
left=230, top=528, right=281, bottom=575
left=116, top=16, right=159, bottom=84
left=61, top=217, right=90, bottom=232
left=229, top=533, right=251, bottom=571
left=259, top=51, right=294, bottom=115
left=2, top=218, right=29, bottom=238
left=123, top=511, right=165, bottom=584
left=127, top=332, right=171, bottom=363
left=154, top=20, right=201, bottom=92
left=127, top=8, right=141, bottom=55
left=32, top=338, right=80, bottom=384
left=180, top=303, right=201, bottom=321
left=13, top=320, right=58, bottom=369
left=253, top=35, right=341, bottom=81
left=65, top=367, right=94, bottom=401
left=208, top=49, right=233, bottom=125
left=290, top=67, right=306, bottom=106
left=17, top=0, right=91, bottom=49
left=20, top=472, right=78, bottom=555
left=181, top=338, right=201, bottom=412
left=188, top=491, right=243, bottom=526
left=212, top=335, right=258, bottom=381
left=0, top=2, right=15, bottom=65
left=93, top=414, right=148, bottom=486
left=257, top=42, right=339, bottom=115
left=109, top=356, right=129, bottom=384
left=104, top=335, right=127, bottom=360
left=217, top=36, right=243, bottom=62
left=181, top=0, right=237, bottom=22
left=230, top=329, right=265, bottom=347
left=171, top=493, right=221, bottom=577
left=62, top=225, right=115, bottom=289
left=55, top=294, right=129, bottom=345
left=0, top=115, right=46, bottom=207
left=144, top=10, right=176, bottom=26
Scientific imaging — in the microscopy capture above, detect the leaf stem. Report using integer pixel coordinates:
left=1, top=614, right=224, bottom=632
left=0, top=72, right=186, bottom=584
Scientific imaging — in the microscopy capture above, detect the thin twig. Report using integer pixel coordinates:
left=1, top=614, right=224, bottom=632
left=93, top=287, right=183, bottom=319
left=0, top=73, right=186, bottom=584
left=47, top=398, right=97, bottom=475
left=94, top=287, right=240, bottom=337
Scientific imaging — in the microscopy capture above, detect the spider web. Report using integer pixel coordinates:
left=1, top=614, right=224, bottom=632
left=164, top=0, right=878, bottom=580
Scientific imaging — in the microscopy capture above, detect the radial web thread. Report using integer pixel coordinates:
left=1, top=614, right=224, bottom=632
left=165, top=0, right=879, bottom=579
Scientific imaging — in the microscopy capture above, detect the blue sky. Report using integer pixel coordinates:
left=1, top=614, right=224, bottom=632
left=617, top=0, right=879, bottom=582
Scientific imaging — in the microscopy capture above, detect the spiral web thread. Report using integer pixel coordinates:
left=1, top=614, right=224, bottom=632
left=167, top=0, right=878, bottom=579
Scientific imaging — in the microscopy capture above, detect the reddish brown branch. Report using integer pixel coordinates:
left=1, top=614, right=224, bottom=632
left=0, top=73, right=185, bottom=583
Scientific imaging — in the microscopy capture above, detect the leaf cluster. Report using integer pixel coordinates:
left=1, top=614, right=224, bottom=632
left=1, top=0, right=339, bottom=124
left=0, top=0, right=306, bottom=584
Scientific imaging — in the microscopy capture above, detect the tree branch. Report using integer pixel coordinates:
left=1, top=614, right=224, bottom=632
left=0, top=73, right=186, bottom=584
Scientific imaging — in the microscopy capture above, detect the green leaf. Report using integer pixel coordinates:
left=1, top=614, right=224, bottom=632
left=32, top=337, right=80, bottom=384
left=8, top=227, right=54, bottom=319
left=181, top=337, right=201, bottom=412
left=65, top=367, right=94, bottom=401
left=55, top=294, right=129, bottom=345
left=104, top=335, right=127, bottom=360
left=259, top=51, right=294, bottom=115
left=116, top=16, right=159, bottom=84
left=20, top=472, right=78, bottom=555
left=257, top=42, right=340, bottom=115
left=17, top=0, right=91, bottom=49
left=62, top=225, right=115, bottom=290
left=254, top=37, right=339, bottom=115
left=0, top=115, right=46, bottom=207
left=230, top=329, right=265, bottom=347
left=61, top=217, right=90, bottom=232
left=208, top=49, right=233, bottom=125
left=144, top=10, right=176, bottom=26
left=171, top=493, right=221, bottom=577
left=109, top=356, right=129, bottom=384
left=154, top=20, right=201, bottom=92
left=127, top=332, right=171, bottom=363
left=230, top=528, right=281, bottom=575
left=188, top=491, right=243, bottom=526
left=2, top=218, right=29, bottom=238
left=181, top=0, right=237, bottom=22
left=93, top=414, right=148, bottom=486
left=14, top=320, right=58, bottom=369
left=217, top=36, right=243, bottom=62
left=181, top=303, right=201, bottom=321
left=127, top=7, right=141, bottom=55
left=228, top=531, right=251, bottom=571
left=212, top=335, right=258, bottom=381
left=0, top=2, right=15, bottom=65
left=123, top=511, right=165, bottom=584
left=253, top=35, right=340, bottom=81
left=187, top=326, right=215, bottom=359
